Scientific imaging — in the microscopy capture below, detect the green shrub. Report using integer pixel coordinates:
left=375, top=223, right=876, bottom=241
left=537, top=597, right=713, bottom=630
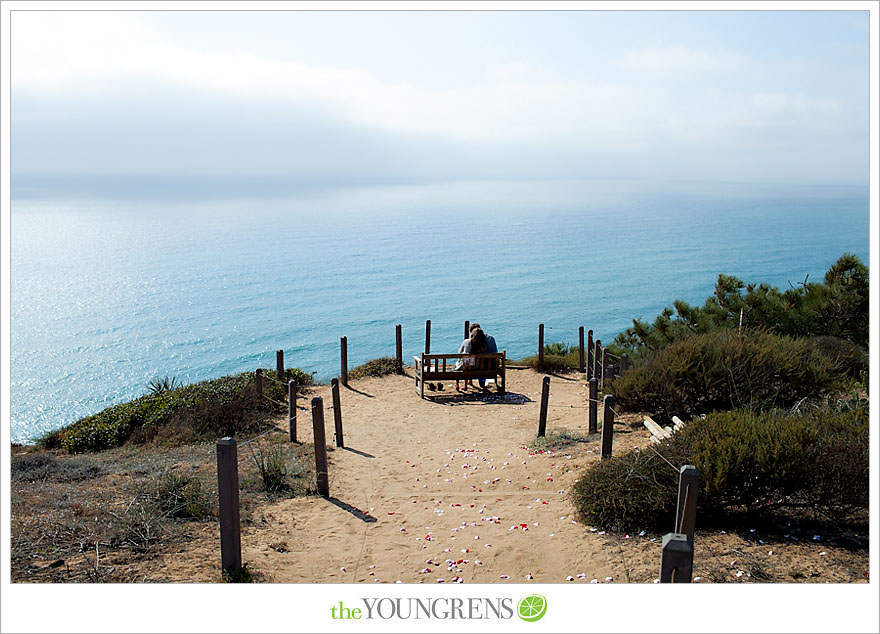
left=529, top=429, right=594, bottom=452
left=42, top=368, right=313, bottom=453
left=519, top=342, right=581, bottom=372
left=154, top=471, right=211, bottom=519
left=609, top=329, right=861, bottom=419
left=570, top=406, right=868, bottom=531
left=349, top=357, right=401, bottom=379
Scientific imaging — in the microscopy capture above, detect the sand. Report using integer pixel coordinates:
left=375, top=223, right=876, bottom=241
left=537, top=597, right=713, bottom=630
left=146, top=367, right=867, bottom=584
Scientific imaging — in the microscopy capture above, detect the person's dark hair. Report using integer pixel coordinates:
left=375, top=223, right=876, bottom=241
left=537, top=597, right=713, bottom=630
left=470, top=322, right=481, bottom=333
left=470, top=328, right=487, bottom=353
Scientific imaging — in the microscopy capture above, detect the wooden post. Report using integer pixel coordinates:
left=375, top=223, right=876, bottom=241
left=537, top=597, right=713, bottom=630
left=255, top=368, right=263, bottom=399
left=602, top=348, right=609, bottom=388
left=593, top=339, right=601, bottom=382
left=621, top=353, right=629, bottom=374
left=538, top=323, right=544, bottom=371
left=311, top=397, right=330, bottom=497
left=660, top=533, right=693, bottom=583
left=276, top=349, right=284, bottom=383
left=288, top=380, right=296, bottom=443
left=425, top=320, right=431, bottom=354
left=586, top=329, right=593, bottom=379
left=395, top=324, right=403, bottom=373
left=537, top=376, right=550, bottom=438
left=578, top=326, right=585, bottom=373
left=464, top=320, right=470, bottom=339
left=340, top=336, right=348, bottom=387
left=675, top=465, right=700, bottom=545
left=588, top=377, right=598, bottom=434
left=216, top=438, right=242, bottom=574
left=601, top=394, right=615, bottom=459
left=331, top=378, right=344, bottom=448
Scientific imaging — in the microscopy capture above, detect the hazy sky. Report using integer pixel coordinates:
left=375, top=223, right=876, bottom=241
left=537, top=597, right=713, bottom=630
left=10, top=9, right=870, bottom=186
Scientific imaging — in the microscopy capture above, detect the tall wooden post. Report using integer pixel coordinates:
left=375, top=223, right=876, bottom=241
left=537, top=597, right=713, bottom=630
left=586, top=329, right=593, bottom=379
left=588, top=377, right=598, bottom=434
left=311, top=397, right=330, bottom=497
left=276, top=349, right=284, bottom=382
left=395, top=324, right=403, bottom=373
left=578, top=326, right=585, bottom=373
left=601, top=395, right=615, bottom=459
left=288, top=380, right=296, bottom=442
left=593, top=339, right=601, bottom=382
left=602, top=348, right=609, bottom=388
left=425, top=320, right=431, bottom=354
left=676, top=465, right=700, bottom=545
left=538, top=323, right=544, bottom=371
left=331, top=378, right=344, bottom=449
left=340, top=337, right=348, bottom=387
left=660, top=533, right=693, bottom=583
left=464, top=320, right=470, bottom=339
left=620, top=353, right=629, bottom=374
left=216, top=438, right=242, bottom=574
left=255, top=368, right=263, bottom=399
left=537, top=376, right=550, bottom=438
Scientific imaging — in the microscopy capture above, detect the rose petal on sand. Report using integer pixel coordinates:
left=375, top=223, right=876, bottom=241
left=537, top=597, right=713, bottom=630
left=566, top=576, right=575, bottom=581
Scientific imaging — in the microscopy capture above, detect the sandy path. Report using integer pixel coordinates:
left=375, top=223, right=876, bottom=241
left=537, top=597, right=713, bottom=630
left=228, top=368, right=654, bottom=584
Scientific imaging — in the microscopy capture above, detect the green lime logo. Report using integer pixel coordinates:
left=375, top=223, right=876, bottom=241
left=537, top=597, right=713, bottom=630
left=517, top=594, right=547, bottom=622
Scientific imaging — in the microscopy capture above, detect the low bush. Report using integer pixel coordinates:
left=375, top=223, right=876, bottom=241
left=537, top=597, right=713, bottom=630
left=41, top=368, right=313, bottom=453
left=519, top=342, right=581, bottom=373
left=11, top=453, right=103, bottom=482
left=349, top=357, right=401, bottom=379
left=154, top=472, right=212, bottom=519
left=570, top=405, right=868, bottom=532
left=609, top=329, right=863, bottom=419
left=529, top=429, right=594, bottom=452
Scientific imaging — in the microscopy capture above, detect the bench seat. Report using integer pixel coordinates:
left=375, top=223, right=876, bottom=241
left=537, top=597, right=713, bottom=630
left=413, top=352, right=506, bottom=398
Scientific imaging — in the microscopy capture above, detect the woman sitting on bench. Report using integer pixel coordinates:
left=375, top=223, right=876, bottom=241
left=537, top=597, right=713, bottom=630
left=455, top=328, right=487, bottom=391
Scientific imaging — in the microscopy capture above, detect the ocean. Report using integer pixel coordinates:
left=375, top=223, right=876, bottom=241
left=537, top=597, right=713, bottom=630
left=8, top=178, right=869, bottom=444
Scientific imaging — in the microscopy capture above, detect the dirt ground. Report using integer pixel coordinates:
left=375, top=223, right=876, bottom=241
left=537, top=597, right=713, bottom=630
left=10, top=367, right=869, bottom=584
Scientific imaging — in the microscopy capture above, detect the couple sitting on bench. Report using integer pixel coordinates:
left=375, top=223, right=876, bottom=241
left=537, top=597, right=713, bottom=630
left=455, top=323, right=498, bottom=391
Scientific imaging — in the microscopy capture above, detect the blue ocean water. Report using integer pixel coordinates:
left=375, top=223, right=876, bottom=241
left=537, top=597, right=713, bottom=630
left=9, top=179, right=869, bottom=443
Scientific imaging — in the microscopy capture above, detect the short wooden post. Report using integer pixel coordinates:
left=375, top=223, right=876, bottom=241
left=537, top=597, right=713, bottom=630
left=255, top=368, right=263, bottom=399
left=311, top=397, right=330, bottom=497
left=425, top=319, right=431, bottom=354
left=578, top=326, right=585, bottom=373
left=593, top=339, right=601, bottom=382
left=537, top=376, right=550, bottom=438
left=331, top=378, right=344, bottom=448
left=621, top=353, right=629, bottom=374
left=395, top=324, right=403, bottom=373
left=660, top=533, right=693, bottom=583
left=288, top=380, right=296, bottom=442
left=588, top=377, right=598, bottom=434
left=276, top=349, right=284, bottom=382
left=538, top=323, right=544, bottom=371
left=340, top=337, right=348, bottom=387
left=464, top=320, right=470, bottom=339
left=675, top=465, right=700, bottom=545
left=601, top=394, right=615, bottom=458
left=216, top=438, right=242, bottom=574
left=586, top=329, right=593, bottom=379
left=602, top=348, right=609, bottom=388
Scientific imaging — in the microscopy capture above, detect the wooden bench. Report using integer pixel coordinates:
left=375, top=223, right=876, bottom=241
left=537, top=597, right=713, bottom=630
left=413, top=352, right=506, bottom=399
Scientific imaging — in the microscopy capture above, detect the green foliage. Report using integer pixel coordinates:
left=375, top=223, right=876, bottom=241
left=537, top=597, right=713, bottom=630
left=349, top=357, right=401, bottom=379
left=610, top=329, right=863, bottom=419
left=529, top=429, right=594, bottom=452
left=42, top=368, right=311, bottom=453
left=249, top=443, right=291, bottom=493
left=519, top=342, right=581, bottom=372
left=148, top=375, right=181, bottom=395
left=571, top=406, right=868, bottom=531
left=222, top=564, right=254, bottom=583
left=614, top=254, right=869, bottom=353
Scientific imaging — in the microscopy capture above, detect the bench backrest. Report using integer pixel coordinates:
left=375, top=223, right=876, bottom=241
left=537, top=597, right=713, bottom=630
left=420, top=352, right=505, bottom=372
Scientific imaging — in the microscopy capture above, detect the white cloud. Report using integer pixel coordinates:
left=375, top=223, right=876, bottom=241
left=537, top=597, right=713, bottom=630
left=620, top=45, right=745, bottom=76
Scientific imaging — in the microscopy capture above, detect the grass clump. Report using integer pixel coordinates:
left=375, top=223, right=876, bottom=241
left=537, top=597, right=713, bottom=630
left=609, top=329, right=864, bottom=420
left=246, top=441, right=312, bottom=496
left=529, top=429, right=593, bottom=452
left=11, top=453, right=103, bottom=482
left=349, top=357, right=401, bottom=379
left=519, top=342, right=581, bottom=373
left=570, top=405, right=868, bottom=532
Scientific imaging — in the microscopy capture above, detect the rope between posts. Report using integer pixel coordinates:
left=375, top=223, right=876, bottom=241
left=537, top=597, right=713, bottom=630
left=646, top=443, right=681, bottom=475
left=261, top=394, right=288, bottom=409
left=261, top=373, right=286, bottom=386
